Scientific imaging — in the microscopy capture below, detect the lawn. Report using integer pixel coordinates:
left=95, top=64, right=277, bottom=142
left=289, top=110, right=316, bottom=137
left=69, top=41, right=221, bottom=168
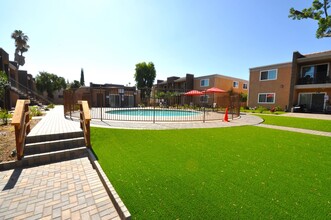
left=257, top=114, right=331, bottom=132
left=91, top=126, right=331, bottom=219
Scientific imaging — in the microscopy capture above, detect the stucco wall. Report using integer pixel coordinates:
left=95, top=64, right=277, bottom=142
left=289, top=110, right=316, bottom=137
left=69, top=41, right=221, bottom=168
left=248, top=63, right=292, bottom=110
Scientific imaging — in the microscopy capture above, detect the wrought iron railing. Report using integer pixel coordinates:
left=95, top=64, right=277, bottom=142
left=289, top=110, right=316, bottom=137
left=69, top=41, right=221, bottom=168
left=64, top=89, right=240, bottom=123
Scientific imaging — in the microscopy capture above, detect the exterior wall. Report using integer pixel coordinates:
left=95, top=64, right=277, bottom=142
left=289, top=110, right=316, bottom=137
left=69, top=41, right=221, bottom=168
left=73, top=85, right=138, bottom=108
left=194, top=74, right=248, bottom=106
left=194, top=75, right=248, bottom=93
left=248, top=63, right=292, bottom=110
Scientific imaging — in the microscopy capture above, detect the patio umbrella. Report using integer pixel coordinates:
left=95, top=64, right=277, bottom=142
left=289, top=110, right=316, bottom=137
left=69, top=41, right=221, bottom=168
left=184, top=90, right=204, bottom=107
left=205, top=87, right=226, bottom=94
left=204, top=87, right=226, bottom=108
left=184, top=90, right=204, bottom=96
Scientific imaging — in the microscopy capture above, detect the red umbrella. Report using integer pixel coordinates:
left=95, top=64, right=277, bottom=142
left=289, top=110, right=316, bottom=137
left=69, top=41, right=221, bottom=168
left=184, top=90, right=204, bottom=96
left=204, top=87, right=226, bottom=108
left=205, top=87, right=226, bottom=94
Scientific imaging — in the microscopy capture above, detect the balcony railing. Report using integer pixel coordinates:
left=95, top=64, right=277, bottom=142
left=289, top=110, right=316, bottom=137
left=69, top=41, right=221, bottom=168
left=297, top=76, right=331, bottom=85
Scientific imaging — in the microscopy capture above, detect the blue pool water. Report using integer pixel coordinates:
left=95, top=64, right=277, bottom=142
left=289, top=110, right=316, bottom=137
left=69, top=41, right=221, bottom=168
left=106, top=109, right=201, bottom=117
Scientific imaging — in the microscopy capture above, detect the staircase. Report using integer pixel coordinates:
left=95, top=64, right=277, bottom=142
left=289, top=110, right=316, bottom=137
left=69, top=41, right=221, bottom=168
left=9, top=78, right=53, bottom=106
left=21, top=131, right=88, bottom=166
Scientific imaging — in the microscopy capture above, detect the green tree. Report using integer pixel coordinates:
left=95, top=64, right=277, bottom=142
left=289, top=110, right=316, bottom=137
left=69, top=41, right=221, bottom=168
left=68, top=80, right=81, bottom=89
left=80, top=68, right=85, bottom=86
left=11, top=30, right=30, bottom=67
left=0, top=71, right=9, bottom=103
left=289, top=1, right=331, bottom=38
left=35, top=72, right=66, bottom=98
left=134, top=62, right=156, bottom=103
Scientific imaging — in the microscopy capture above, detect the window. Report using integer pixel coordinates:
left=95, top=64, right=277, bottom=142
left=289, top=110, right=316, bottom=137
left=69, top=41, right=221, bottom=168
left=200, top=95, right=209, bottom=103
left=243, top=83, right=248, bottom=89
left=233, top=81, right=239, bottom=88
left=258, top=93, right=275, bottom=103
left=200, top=79, right=209, bottom=87
left=260, top=69, right=277, bottom=81
left=301, top=63, right=328, bottom=84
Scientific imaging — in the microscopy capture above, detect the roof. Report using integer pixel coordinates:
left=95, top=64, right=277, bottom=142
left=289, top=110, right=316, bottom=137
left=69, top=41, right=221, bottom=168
left=194, top=74, right=248, bottom=82
left=296, top=50, right=331, bottom=63
left=302, top=50, right=331, bottom=58
left=249, top=62, right=292, bottom=71
left=174, top=77, right=186, bottom=83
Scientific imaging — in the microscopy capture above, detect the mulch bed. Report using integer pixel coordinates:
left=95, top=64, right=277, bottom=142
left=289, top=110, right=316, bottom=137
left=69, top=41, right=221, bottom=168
left=0, top=119, right=40, bottom=162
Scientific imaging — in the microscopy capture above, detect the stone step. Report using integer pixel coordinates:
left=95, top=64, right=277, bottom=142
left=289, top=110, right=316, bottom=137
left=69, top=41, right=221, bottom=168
left=26, top=131, right=84, bottom=144
left=24, top=137, right=86, bottom=155
left=22, top=147, right=88, bottom=167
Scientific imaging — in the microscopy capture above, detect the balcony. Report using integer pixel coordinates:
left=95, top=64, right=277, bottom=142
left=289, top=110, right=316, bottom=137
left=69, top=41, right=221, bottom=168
left=297, top=76, right=331, bottom=85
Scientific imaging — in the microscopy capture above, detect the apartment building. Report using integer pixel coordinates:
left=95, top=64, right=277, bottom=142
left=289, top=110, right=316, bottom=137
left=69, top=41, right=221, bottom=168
left=155, top=73, right=248, bottom=107
left=248, top=50, right=331, bottom=113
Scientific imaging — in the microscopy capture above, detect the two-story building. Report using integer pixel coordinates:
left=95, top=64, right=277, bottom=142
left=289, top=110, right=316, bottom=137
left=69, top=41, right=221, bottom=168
left=155, top=73, right=248, bottom=107
left=248, top=50, right=331, bottom=113
left=72, top=83, right=138, bottom=108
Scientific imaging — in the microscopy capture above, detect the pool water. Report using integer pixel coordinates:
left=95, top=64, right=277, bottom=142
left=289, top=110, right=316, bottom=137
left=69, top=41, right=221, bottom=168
left=106, top=109, right=201, bottom=117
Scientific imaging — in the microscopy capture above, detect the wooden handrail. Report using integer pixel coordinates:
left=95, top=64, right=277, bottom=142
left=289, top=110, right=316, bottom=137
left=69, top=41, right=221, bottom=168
left=11, top=99, right=31, bottom=160
left=78, top=100, right=91, bottom=147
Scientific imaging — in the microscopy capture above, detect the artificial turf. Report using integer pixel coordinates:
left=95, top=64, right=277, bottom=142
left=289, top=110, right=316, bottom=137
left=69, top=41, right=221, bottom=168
left=257, top=114, right=331, bottom=132
left=91, top=126, right=331, bottom=219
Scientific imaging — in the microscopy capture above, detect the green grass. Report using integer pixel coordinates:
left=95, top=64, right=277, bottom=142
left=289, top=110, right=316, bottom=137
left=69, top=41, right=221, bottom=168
left=91, top=126, right=331, bottom=219
left=257, top=114, right=331, bottom=132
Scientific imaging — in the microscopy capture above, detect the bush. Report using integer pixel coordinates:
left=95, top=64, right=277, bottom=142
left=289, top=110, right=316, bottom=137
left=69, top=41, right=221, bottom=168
left=0, top=109, right=10, bottom=125
left=257, top=106, right=267, bottom=113
left=47, top=103, right=55, bottom=109
left=29, top=106, right=43, bottom=118
left=275, top=106, right=283, bottom=111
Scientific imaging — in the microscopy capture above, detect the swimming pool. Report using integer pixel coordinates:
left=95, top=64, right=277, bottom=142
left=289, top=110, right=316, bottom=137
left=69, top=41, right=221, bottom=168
left=106, top=109, right=201, bottom=117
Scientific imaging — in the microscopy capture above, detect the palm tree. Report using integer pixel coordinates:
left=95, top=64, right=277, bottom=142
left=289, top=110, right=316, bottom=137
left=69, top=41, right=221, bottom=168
left=11, top=30, right=30, bottom=67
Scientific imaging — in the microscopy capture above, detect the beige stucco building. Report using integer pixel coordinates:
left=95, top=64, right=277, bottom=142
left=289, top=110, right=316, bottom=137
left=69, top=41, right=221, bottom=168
left=248, top=50, right=331, bottom=113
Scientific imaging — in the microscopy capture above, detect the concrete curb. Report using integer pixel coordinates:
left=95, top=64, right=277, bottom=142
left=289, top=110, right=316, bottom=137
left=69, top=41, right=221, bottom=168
left=87, top=148, right=131, bottom=220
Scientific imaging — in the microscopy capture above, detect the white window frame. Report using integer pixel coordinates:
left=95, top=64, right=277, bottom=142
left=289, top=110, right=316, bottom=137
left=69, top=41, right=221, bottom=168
left=258, top=93, right=275, bottom=104
left=260, top=69, right=277, bottom=81
left=243, top=83, right=248, bottom=90
left=233, top=81, right=239, bottom=88
left=200, top=79, right=209, bottom=87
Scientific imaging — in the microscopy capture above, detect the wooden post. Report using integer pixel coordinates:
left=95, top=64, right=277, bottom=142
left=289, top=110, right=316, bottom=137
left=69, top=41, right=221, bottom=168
left=12, top=99, right=31, bottom=160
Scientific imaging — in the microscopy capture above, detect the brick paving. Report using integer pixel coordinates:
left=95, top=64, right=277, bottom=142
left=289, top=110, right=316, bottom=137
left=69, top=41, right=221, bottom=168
left=0, top=158, right=120, bottom=220
left=0, top=106, right=122, bottom=219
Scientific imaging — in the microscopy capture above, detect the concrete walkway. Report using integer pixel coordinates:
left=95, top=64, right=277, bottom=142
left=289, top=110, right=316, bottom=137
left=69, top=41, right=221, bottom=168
left=0, top=106, right=123, bottom=220
left=28, top=106, right=81, bottom=136
left=88, top=114, right=264, bottom=130
left=256, top=124, right=331, bottom=137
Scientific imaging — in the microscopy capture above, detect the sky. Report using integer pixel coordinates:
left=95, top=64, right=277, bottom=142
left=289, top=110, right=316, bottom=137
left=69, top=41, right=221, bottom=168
left=0, top=0, right=330, bottom=86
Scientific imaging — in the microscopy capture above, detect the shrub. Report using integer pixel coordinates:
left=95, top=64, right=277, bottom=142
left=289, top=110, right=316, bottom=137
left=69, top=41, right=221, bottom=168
left=0, top=109, right=10, bottom=125
left=29, top=106, right=43, bottom=118
left=275, top=106, right=283, bottom=111
left=257, top=106, right=267, bottom=113
left=47, top=103, right=55, bottom=109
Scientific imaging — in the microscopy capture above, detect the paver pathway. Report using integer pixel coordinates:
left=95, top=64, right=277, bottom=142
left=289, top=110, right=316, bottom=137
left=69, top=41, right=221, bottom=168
left=0, top=106, right=122, bottom=220
left=0, top=158, right=119, bottom=220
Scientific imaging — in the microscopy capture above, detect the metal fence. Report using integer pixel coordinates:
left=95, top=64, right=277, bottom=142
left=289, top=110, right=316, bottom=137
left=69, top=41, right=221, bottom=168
left=64, top=88, right=241, bottom=123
